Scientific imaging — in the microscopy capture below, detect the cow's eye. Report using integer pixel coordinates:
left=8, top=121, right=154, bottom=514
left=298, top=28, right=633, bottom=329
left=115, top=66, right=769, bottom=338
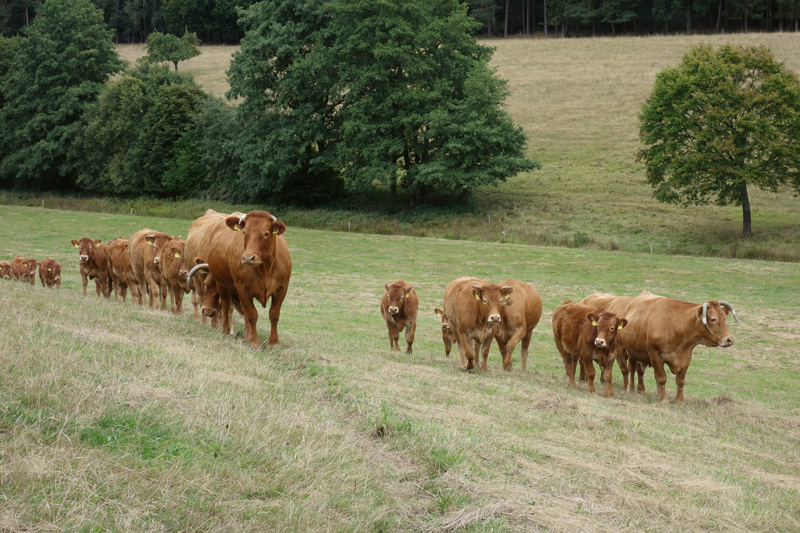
left=710, top=316, right=718, bottom=322
left=264, top=232, right=270, bottom=238
left=482, top=298, right=488, bottom=304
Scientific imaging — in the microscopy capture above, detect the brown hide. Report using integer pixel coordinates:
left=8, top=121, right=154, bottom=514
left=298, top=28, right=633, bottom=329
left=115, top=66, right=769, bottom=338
left=552, top=301, right=627, bottom=397
left=580, top=292, right=637, bottom=391
left=443, top=276, right=512, bottom=372
left=494, top=279, right=543, bottom=372
left=619, top=291, right=735, bottom=402
left=10, top=256, right=28, bottom=282
left=0, top=261, right=11, bottom=280
left=71, top=238, right=112, bottom=298
left=38, top=258, right=62, bottom=289
left=185, top=210, right=292, bottom=348
left=157, top=237, right=190, bottom=314
left=107, top=238, right=141, bottom=304
left=130, top=229, right=173, bottom=310
left=24, top=258, right=37, bottom=285
left=380, top=280, right=419, bottom=353
left=434, top=308, right=454, bottom=358
left=184, top=210, right=245, bottom=324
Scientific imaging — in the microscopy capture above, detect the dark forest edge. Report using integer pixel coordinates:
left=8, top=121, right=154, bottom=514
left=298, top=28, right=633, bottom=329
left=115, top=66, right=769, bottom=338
left=1, top=0, right=798, bottom=43
left=3, top=191, right=798, bottom=263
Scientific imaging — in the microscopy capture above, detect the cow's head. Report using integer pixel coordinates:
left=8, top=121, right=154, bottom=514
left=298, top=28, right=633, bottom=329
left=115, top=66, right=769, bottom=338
left=588, top=312, right=627, bottom=352
left=50, top=262, right=62, bottom=282
left=145, top=233, right=174, bottom=265
left=201, top=271, right=221, bottom=319
left=434, top=308, right=450, bottom=332
left=72, top=238, right=102, bottom=263
left=163, top=240, right=189, bottom=290
left=385, top=282, right=413, bottom=315
left=699, top=301, right=736, bottom=348
left=225, top=211, right=286, bottom=267
left=472, top=284, right=513, bottom=324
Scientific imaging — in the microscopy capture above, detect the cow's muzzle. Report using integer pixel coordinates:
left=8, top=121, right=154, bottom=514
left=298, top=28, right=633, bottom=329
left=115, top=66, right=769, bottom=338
left=594, top=338, right=607, bottom=348
left=80, top=255, right=89, bottom=262
left=720, top=336, right=734, bottom=348
left=488, top=314, right=501, bottom=324
left=241, top=254, right=261, bottom=266
left=154, top=257, right=160, bottom=265
left=202, top=307, right=217, bottom=318
left=388, top=306, right=399, bottom=315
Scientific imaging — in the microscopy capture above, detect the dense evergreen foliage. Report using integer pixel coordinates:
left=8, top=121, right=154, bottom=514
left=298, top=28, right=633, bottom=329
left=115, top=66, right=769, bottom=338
left=2, top=0, right=798, bottom=42
left=0, top=0, right=123, bottom=191
left=638, top=44, right=800, bottom=236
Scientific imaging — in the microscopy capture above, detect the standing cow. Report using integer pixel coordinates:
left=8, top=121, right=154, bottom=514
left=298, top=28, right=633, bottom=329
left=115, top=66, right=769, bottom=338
left=380, top=281, right=418, bottom=353
left=434, top=308, right=454, bottom=358
left=552, top=301, right=627, bottom=397
left=494, top=279, right=543, bottom=371
left=0, top=260, right=11, bottom=279
left=157, top=237, right=190, bottom=314
left=443, top=276, right=512, bottom=372
left=580, top=292, right=637, bottom=390
left=107, top=238, right=141, bottom=304
left=186, top=210, right=292, bottom=348
left=11, top=256, right=36, bottom=285
left=619, top=291, right=738, bottom=402
left=71, top=238, right=112, bottom=298
left=38, top=258, right=62, bottom=289
left=129, top=229, right=173, bottom=310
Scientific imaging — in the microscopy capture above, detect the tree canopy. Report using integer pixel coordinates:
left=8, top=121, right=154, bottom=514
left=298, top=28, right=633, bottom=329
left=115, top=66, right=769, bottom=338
left=638, top=43, right=800, bottom=236
left=145, top=30, right=201, bottom=71
left=227, top=0, right=538, bottom=204
left=0, top=0, right=123, bottom=191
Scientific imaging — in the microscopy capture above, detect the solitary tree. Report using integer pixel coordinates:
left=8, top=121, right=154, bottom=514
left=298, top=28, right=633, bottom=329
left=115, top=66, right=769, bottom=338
left=638, top=44, right=800, bottom=237
left=145, top=30, right=201, bottom=71
left=0, top=0, right=122, bottom=190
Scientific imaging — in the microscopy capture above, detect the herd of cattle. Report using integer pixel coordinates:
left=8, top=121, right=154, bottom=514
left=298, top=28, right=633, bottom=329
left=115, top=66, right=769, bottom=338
left=1, top=209, right=740, bottom=402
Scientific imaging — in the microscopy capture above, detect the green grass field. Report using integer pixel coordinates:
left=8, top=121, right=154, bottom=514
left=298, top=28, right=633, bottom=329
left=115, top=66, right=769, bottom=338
left=102, top=34, right=800, bottom=262
left=1, top=205, right=799, bottom=530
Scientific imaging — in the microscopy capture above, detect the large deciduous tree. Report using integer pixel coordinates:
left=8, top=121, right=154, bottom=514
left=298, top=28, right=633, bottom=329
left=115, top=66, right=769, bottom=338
left=226, top=0, right=538, bottom=204
left=145, top=30, right=201, bottom=71
left=0, top=0, right=123, bottom=191
left=638, top=44, right=800, bottom=237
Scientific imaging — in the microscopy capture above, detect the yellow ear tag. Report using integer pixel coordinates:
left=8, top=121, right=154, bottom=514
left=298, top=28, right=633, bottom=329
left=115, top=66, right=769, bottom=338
left=436, top=312, right=442, bottom=317
left=48, top=268, right=52, bottom=272
left=73, top=244, right=78, bottom=248
left=273, top=229, right=279, bottom=233
left=405, top=293, right=410, bottom=298
left=234, top=224, right=241, bottom=231
left=475, top=294, right=480, bottom=300
left=592, top=321, right=598, bottom=326
left=618, top=324, right=624, bottom=329
left=175, top=253, right=180, bottom=258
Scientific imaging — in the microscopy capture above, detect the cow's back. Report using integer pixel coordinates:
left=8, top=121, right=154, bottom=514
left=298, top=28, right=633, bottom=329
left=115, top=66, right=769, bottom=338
left=499, top=279, right=542, bottom=328
left=443, top=276, right=481, bottom=335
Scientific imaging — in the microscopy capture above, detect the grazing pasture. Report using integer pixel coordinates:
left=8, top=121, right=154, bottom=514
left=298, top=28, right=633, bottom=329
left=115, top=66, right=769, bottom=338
left=1, top=205, right=799, bottom=531
left=108, top=34, right=800, bottom=261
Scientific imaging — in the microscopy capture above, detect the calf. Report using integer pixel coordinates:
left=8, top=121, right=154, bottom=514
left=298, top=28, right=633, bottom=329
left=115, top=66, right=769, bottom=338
left=130, top=229, right=173, bottom=310
left=0, top=260, right=11, bottom=280
left=443, top=276, right=512, bottom=372
left=580, top=292, right=637, bottom=390
left=71, top=238, right=112, bottom=298
left=24, top=258, right=37, bottom=285
left=380, top=281, right=419, bottom=353
left=38, top=258, right=62, bottom=289
left=494, top=279, right=543, bottom=371
left=11, top=256, right=35, bottom=284
left=434, top=308, right=454, bottom=357
left=552, top=301, right=627, bottom=397
left=157, top=237, right=190, bottom=314
left=107, top=238, right=141, bottom=304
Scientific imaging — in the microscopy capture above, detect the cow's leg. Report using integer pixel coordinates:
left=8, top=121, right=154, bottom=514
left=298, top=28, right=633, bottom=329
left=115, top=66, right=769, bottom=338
left=404, top=318, right=416, bottom=354
left=479, top=335, right=493, bottom=372
left=554, top=334, right=577, bottom=387
left=267, top=285, right=288, bottom=347
left=519, top=329, right=533, bottom=372
left=458, top=332, right=475, bottom=370
left=502, top=328, right=529, bottom=371
left=617, top=350, right=630, bottom=391
left=159, top=281, right=168, bottom=311
left=219, top=290, right=233, bottom=336
left=674, top=367, right=688, bottom=403
left=174, top=286, right=185, bottom=314
left=386, top=321, right=400, bottom=351
left=443, top=331, right=452, bottom=358
left=635, top=361, right=646, bottom=392
left=240, top=297, right=260, bottom=349
left=582, top=354, right=597, bottom=393
left=495, top=337, right=509, bottom=369
left=649, top=350, right=669, bottom=401
left=601, top=358, right=615, bottom=397
left=578, top=360, right=588, bottom=383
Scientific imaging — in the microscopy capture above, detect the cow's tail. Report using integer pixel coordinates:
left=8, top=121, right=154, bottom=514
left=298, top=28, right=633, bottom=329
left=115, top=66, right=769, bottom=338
left=187, top=263, right=208, bottom=286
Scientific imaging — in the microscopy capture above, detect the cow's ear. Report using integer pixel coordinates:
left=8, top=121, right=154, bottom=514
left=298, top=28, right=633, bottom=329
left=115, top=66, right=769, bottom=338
left=92, top=239, right=102, bottom=246
left=272, top=221, right=286, bottom=235
left=145, top=234, right=155, bottom=245
left=618, top=318, right=628, bottom=329
left=588, top=313, right=599, bottom=326
left=196, top=258, right=205, bottom=266
left=226, top=216, right=244, bottom=231
left=434, top=308, right=443, bottom=317
left=471, top=286, right=483, bottom=300
left=71, top=239, right=79, bottom=248
left=385, top=283, right=390, bottom=292
left=404, top=284, right=413, bottom=296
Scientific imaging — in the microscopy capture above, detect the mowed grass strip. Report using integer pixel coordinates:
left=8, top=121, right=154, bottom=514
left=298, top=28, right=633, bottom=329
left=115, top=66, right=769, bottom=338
left=1, top=205, right=799, bottom=531
left=110, top=34, right=800, bottom=261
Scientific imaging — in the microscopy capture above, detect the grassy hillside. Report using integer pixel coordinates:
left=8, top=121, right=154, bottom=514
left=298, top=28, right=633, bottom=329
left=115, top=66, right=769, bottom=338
left=105, top=34, right=800, bottom=262
left=1, top=205, right=799, bottom=531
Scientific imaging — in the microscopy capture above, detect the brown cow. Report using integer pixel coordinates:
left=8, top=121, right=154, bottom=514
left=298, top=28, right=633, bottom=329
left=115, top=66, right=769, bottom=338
left=580, top=292, right=636, bottom=390
left=0, top=260, right=11, bottom=280
left=433, top=308, right=454, bottom=358
left=186, top=210, right=292, bottom=348
left=24, top=258, right=37, bottom=285
left=619, top=291, right=738, bottom=402
left=380, top=280, right=419, bottom=353
left=443, top=276, right=512, bottom=372
left=38, top=258, right=62, bottom=289
left=184, top=210, right=245, bottom=324
left=11, top=256, right=36, bottom=285
left=494, top=279, right=543, bottom=371
left=552, top=301, right=628, bottom=397
left=71, top=238, right=112, bottom=298
left=107, top=238, right=141, bottom=304
left=157, top=237, right=190, bottom=314
left=129, top=229, right=173, bottom=310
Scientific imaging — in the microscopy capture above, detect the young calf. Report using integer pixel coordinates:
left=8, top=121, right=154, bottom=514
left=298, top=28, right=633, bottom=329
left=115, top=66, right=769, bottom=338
left=381, top=281, right=418, bottom=353
left=552, top=301, right=627, bottom=397
left=38, top=258, right=62, bottom=289
left=434, top=308, right=454, bottom=358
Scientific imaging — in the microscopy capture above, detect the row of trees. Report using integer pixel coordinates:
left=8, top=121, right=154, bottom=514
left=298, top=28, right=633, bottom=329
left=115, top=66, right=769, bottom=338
left=2, top=0, right=799, bottom=41
left=0, top=0, right=537, bottom=205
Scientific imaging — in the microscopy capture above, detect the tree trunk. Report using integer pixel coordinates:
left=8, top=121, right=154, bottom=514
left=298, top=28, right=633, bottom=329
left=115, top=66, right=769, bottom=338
left=504, top=0, right=510, bottom=37
left=544, top=0, right=548, bottom=36
left=740, top=181, right=752, bottom=237
left=716, top=0, right=722, bottom=31
left=685, top=0, right=692, bottom=34
left=391, top=177, right=397, bottom=197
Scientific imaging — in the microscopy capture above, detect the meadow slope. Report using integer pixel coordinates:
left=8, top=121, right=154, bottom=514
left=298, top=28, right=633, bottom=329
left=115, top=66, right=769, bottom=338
left=1, top=205, right=799, bottom=531
left=107, top=34, right=800, bottom=261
